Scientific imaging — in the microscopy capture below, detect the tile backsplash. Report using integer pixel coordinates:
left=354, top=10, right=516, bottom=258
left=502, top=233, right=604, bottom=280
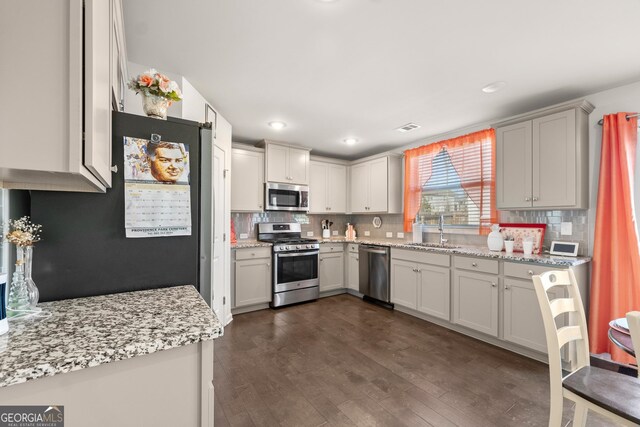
left=233, top=209, right=589, bottom=256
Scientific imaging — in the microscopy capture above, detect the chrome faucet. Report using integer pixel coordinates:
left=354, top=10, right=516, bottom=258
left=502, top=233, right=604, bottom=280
left=438, top=214, right=448, bottom=246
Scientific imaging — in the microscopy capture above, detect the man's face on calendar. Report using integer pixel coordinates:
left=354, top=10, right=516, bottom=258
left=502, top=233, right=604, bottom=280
left=149, top=146, right=185, bottom=183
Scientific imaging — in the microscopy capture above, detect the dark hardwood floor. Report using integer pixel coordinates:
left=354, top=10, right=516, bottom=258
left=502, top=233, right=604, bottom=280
left=214, top=294, right=613, bottom=426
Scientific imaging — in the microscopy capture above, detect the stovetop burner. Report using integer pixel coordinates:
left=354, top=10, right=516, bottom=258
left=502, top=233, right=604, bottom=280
left=256, top=223, right=320, bottom=252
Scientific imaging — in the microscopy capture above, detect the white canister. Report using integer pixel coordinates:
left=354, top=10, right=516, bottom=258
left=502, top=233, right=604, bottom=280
left=504, top=240, right=514, bottom=253
left=522, top=239, right=534, bottom=256
left=322, top=229, right=330, bottom=239
left=487, top=224, right=504, bottom=252
left=412, top=222, right=423, bottom=243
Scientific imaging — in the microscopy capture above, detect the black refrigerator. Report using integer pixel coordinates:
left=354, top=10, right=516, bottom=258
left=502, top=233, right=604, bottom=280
left=30, top=112, right=213, bottom=303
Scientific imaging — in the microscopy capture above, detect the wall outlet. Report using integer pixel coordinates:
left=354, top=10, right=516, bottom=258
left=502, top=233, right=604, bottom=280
left=386, top=232, right=393, bottom=238
left=239, top=233, right=248, bottom=239
left=561, top=222, right=572, bottom=235
left=364, top=231, right=371, bottom=237
left=397, top=232, right=405, bottom=239
left=306, top=231, right=314, bottom=237
left=332, top=230, right=338, bottom=236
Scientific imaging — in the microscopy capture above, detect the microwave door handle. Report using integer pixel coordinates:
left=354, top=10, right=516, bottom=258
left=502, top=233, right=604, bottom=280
left=277, top=251, right=319, bottom=258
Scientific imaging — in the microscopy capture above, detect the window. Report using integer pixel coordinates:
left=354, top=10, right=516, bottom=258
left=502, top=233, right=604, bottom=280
left=403, top=129, right=497, bottom=234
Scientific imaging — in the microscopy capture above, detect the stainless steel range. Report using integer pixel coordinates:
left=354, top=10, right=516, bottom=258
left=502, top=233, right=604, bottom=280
left=257, top=222, right=320, bottom=308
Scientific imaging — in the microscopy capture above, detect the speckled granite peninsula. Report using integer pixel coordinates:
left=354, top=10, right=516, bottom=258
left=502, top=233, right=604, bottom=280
left=0, top=285, right=221, bottom=425
left=0, top=285, right=221, bottom=388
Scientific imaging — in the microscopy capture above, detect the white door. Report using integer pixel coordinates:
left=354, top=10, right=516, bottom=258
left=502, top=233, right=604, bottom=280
left=417, top=264, right=451, bottom=320
left=212, top=145, right=226, bottom=320
left=390, top=259, right=418, bottom=309
left=328, top=164, right=347, bottom=213
left=288, top=147, right=309, bottom=184
left=496, top=121, right=533, bottom=209
left=309, top=161, right=328, bottom=213
left=350, top=163, right=369, bottom=213
left=368, top=157, right=388, bottom=212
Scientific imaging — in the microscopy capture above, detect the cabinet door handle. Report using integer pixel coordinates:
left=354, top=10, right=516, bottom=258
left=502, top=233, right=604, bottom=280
left=356, top=258, right=359, bottom=261
left=525, top=197, right=531, bottom=202
left=504, top=284, right=510, bottom=290
left=527, top=270, right=534, bottom=275
left=472, top=262, right=478, bottom=267
left=266, top=263, right=270, bottom=267
left=251, top=253, right=256, bottom=256
left=532, top=196, right=539, bottom=201
left=491, top=282, right=497, bottom=287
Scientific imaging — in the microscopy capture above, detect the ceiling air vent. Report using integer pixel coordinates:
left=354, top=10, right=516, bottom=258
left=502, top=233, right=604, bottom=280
left=395, top=123, right=421, bottom=133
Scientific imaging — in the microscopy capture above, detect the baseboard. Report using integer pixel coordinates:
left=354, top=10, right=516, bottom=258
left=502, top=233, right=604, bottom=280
left=231, top=303, right=270, bottom=315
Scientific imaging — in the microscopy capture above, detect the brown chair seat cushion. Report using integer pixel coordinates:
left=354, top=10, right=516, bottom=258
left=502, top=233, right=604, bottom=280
left=563, top=366, right=640, bottom=424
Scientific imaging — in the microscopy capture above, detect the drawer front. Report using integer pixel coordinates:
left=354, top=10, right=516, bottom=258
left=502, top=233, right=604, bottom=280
left=320, top=243, right=345, bottom=253
left=391, top=248, right=450, bottom=267
left=454, top=256, right=499, bottom=275
left=503, top=261, right=564, bottom=280
left=348, top=243, right=359, bottom=253
left=235, top=247, right=272, bottom=260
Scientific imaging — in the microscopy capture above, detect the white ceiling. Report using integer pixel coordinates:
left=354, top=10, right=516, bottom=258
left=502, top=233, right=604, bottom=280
left=124, top=0, right=640, bottom=159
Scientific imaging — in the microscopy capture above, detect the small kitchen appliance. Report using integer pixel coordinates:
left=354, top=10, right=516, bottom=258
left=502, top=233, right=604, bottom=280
left=257, top=222, right=319, bottom=308
left=265, top=183, right=309, bottom=212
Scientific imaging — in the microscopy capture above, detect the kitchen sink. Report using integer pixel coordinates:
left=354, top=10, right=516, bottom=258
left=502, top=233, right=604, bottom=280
left=406, top=242, right=462, bottom=249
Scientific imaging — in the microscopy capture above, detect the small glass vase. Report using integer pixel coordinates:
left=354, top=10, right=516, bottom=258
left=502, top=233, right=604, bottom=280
left=7, top=246, right=39, bottom=318
left=142, top=94, right=169, bottom=120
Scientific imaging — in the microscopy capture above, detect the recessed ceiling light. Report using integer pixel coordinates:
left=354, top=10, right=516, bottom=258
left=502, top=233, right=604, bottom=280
left=268, top=121, right=287, bottom=130
left=482, top=81, right=507, bottom=93
left=343, top=138, right=358, bottom=145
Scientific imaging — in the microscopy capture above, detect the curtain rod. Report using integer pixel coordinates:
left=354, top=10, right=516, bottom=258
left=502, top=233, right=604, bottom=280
left=597, top=113, right=640, bottom=126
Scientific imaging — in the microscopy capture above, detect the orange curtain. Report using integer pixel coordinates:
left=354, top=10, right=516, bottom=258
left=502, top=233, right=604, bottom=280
left=589, top=112, right=640, bottom=364
left=403, top=129, right=497, bottom=234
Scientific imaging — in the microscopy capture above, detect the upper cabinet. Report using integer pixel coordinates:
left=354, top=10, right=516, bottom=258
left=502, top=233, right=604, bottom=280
left=0, top=0, right=126, bottom=192
left=260, top=141, right=310, bottom=185
left=309, top=160, right=347, bottom=213
left=231, top=147, right=264, bottom=212
left=349, top=155, right=403, bottom=214
left=110, top=0, right=127, bottom=113
left=493, top=99, right=593, bottom=210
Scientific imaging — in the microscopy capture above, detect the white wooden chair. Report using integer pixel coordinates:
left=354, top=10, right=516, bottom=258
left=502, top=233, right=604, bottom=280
left=627, top=311, right=640, bottom=362
left=532, top=270, right=640, bottom=426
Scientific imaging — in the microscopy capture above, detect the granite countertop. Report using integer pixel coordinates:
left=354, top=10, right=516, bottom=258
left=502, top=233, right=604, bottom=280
left=318, top=237, right=590, bottom=266
left=0, top=285, right=222, bottom=388
left=232, top=240, right=272, bottom=249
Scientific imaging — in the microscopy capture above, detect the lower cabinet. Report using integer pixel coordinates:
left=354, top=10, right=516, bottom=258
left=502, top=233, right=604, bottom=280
left=503, top=277, right=563, bottom=353
left=347, top=251, right=359, bottom=291
left=452, top=270, right=499, bottom=337
left=391, top=258, right=450, bottom=320
left=320, top=251, right=344, bottom=292
left=234, top=251, right=271, bottom=308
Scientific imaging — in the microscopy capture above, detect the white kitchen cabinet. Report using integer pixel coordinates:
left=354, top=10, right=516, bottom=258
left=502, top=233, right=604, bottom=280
left=452, top=270, right=499, bottom=337
left=494, top=99, right=593, bottom=209
left=349, top=155, right=402, bottom=214
left=346, top=244, right=359, bottom=291
left=231, top=147, right=264, bottom=212
left=417, top=264, right=451, bottom=321
left=503, top=277, right=562, bottom=354
left=234, top=250, right=271, bottom=308
left=390, top=259, right=418, bottom=309
left=320, top=252, right=344, bottom=292
left=391, top=253, right=450, bottom=320
left=110, top=0, right=127, bottom=112
left=261, top=141, right=310, bottom=185
left=1, top=0, right=121, bottom=192
left=309, top=160, right=347, bottom=213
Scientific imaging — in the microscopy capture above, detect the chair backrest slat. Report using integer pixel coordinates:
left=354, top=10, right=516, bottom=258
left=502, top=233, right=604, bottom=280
left=550, top=298, right=576, bottom=318
left=557, top=325, right=583, bottom=349
left=626, top=311, right=640, bottom=362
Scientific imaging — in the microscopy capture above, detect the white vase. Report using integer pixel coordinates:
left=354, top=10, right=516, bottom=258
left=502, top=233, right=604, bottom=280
left=504, top=240, right=514, bottom=253
left=142, top=94, right=170, bottom=119
left=487, top=224, right=504, bottom=251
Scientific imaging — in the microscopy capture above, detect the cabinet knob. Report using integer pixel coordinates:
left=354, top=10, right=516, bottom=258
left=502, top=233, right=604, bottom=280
left=491, top=282, right=497, bottom=287
left=320, top=258, right=324, bottom=262
left=259, top=205, right=263, bottom=209
left=525, top=197, right=531, bottom=202
left=110, top=165, right=118, bottom=173
left=504, top=284, right=511, bottom=290
left=472, top=262, right=478, bottom=267
left=266, top=263, right=270, bottom=267
left=251, top=253, right=256, bottom=256
left=356, top=258, right=359, bottom=261
left=527, top=270, right=534, bottom=275
left=532, top=196, right=539, bottom=201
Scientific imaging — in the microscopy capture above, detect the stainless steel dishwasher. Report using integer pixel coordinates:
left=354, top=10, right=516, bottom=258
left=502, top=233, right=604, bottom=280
left=359, top=244, right=392, bottom=306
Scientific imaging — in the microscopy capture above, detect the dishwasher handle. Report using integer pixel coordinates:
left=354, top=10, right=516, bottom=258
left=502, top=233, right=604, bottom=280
left=359, top=245, right=389, bottom=255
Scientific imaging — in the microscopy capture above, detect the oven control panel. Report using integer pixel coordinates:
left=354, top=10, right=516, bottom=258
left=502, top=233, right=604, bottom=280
left=273, top=243, right=320, bottom=252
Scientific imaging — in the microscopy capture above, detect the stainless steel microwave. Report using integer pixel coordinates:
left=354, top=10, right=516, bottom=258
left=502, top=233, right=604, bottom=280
left=265, top=182, right=309, bottom=212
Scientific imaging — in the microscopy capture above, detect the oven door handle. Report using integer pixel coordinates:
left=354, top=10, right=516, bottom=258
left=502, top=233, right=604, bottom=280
left=276, top=250, right=319, bottom=258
